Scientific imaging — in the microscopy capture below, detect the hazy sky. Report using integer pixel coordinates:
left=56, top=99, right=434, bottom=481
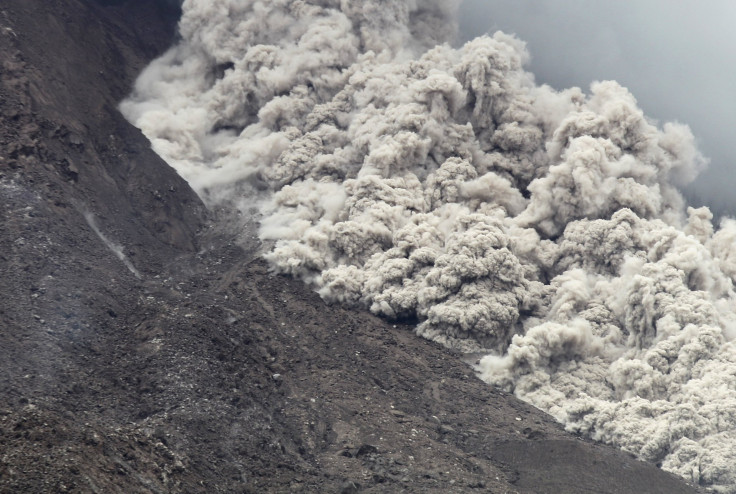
left=458, top=0, right=736, bottom=215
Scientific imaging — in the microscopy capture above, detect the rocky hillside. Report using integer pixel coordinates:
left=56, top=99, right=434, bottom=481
left=0, top=1, right=704, bottom=492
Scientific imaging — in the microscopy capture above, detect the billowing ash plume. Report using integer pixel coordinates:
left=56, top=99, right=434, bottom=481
left=121, top=0, right=736, bottom=490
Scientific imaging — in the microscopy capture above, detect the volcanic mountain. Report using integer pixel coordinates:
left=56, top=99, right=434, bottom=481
left=0, top=1, right=704, bottom=492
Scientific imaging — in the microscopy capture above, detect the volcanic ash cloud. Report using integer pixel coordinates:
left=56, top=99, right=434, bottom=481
left=121, top=0, right=736, bottom=490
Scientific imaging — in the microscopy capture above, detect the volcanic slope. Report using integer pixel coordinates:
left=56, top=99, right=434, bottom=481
left=0, top=0, right=703, bottom=492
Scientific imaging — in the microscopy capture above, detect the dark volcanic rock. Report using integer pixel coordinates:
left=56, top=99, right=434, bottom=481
left=0, top=1, right=704, bottom=493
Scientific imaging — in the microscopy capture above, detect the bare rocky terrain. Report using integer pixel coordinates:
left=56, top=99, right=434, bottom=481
left=0, top=1, right=706, bottom=492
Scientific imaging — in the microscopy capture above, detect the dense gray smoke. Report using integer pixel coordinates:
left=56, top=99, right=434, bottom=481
left=121, top=0, right=736, bottom=490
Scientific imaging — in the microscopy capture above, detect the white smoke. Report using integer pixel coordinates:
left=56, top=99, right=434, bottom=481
left=83, top=210, right=142, bottom=279
left=120, top=0, right=736, bottom=490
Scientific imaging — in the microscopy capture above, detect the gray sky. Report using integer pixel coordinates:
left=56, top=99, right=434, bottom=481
left=458, top=0, right=736, bottom=216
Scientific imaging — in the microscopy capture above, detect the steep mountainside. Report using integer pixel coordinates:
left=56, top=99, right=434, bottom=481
left=0, top=1, right=703, bottom=492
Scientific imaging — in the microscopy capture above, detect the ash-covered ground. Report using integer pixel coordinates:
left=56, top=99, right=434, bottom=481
left=0, top=1, right=706, bottom=492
